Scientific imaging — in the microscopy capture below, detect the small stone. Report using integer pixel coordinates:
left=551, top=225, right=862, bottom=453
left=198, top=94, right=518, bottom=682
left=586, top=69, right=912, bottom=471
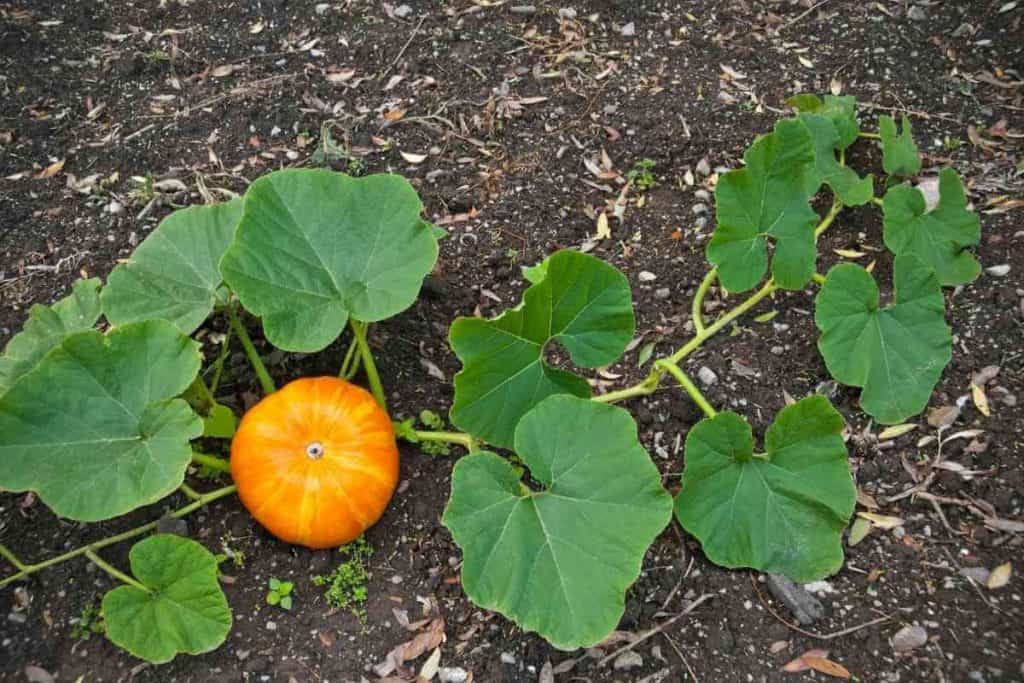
left=613, top=650, right=643, bottom=670
left=691, top=203, right=708, bottom=214
left=771, top=345, right=784, bottom=355
left=155, top=515, right=188, bottom=537
left=696, top=158, right=711, bottom=176
left=7, top=612, right=27, bottom=625
left=892, top=624, right=928, bottom=652
left=986, top=264, right=1011, bottom=277
left=236, top=649, right=251, bottom=661
left=438, top=667, right=470, bottom=683
left=906, top=4, right=927, bottom=20
left=557, top=8, right=577, bottom=19
left=697, top=366, right=718, bottom=386
left=106, top=200, right=124, bottom=215
left=500, top=652, right=517, bottom=665
left=655, top=287, right=671, bottom=299
left=266, top=620, right=278, bottom=631
left=510, top=4, right=536, bottom=13
left=621, top=21, right=635, bottom=37
left=766, top=574, right=825, bottom=625
left=314, top=3, right=330, bottom=14
left=638, top=271, right=657, bottom=282
left=393, top=4, right=413, bottom=17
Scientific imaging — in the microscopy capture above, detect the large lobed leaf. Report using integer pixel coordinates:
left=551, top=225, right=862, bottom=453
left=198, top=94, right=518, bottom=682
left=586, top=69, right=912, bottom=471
left=0, top=278, right=102, bottom=394
left=220, top=169, right=438, bottom=352
left=0, top=321, right=203, bottom=521
left=674, top=395, right=855, bottom=582
left=882, top=168, right=980, bottom=286
left=707, top=118, right=819, bottom=292
left=102, top=198, right=243, bottom=334
left=444, top=396, right=672, bottom=649
left=102, top=534, right=231, bottom=663
left=815, top=255, right=951, bottom=424
left=449, top=250, right=634, bottom=447
left=879, top=115, right=921, bottom=177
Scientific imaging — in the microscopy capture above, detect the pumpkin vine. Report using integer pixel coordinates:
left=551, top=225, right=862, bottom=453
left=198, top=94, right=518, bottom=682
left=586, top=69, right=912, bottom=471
left=0, top=93, right=980, bottom=660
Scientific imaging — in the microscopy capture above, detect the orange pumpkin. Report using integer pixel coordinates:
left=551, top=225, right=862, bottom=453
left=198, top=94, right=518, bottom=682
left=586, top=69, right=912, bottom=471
left=231, top=376, right=399, bottom=549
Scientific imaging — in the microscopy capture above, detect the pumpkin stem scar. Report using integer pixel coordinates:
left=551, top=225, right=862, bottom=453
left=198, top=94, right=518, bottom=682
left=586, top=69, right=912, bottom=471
left=306, top=441, right=326, bottom=459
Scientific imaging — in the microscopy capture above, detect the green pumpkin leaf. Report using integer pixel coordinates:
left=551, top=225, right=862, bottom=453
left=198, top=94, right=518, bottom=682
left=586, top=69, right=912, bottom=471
left=879, top=115, right=921, bottom=177
left=707, top=119, right=819, bottom=292
left=202, top=403, right=238, bottom=439
left=0, top=278, right=102, bottom=395
left=101, top=199, right=243, bottom=334
left=102, top=535, right=231, bottom=664
left=882, top=168, right=981, bottom=286
left=0, top=321, right=203, bottom=521
left=799, top=113, right=874, bottom=206
left=443, top=396, right=672, bottom=650
left=449, top=250, right=634, bottom=447
left=674, top=395, right=855, bottom=582
left=220, top=169, right=438, bottom=352
left=815, top=255, right=951, bottom=424
left=787, top=94, right=859, bottom=149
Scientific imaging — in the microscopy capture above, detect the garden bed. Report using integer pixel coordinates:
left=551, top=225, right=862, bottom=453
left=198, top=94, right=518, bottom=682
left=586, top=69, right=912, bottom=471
left=1, top=1, right=1022, bottom=681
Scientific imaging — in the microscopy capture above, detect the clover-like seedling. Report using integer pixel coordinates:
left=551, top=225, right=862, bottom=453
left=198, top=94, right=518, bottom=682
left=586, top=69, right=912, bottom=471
left=266, top=578, right=294, bottom=611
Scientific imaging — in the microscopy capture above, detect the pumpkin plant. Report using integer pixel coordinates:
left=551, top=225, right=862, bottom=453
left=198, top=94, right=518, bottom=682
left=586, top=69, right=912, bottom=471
left=0, top=93, right=981, bottom=660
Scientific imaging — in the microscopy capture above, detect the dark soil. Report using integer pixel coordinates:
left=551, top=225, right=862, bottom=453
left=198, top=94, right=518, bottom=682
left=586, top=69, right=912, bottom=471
left=2, top=1, right=1023, bottom=681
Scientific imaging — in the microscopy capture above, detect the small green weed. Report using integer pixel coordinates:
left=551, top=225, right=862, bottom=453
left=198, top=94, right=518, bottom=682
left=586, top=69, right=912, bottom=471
left=626, top=158, right=658, bottom=191
left=266, top=577, right=294, bottom=610
left=72, top=598, right=104, bottom=640
left=312, top=536, right=373, bottom=619
left=216, top=533, right=246, bottom=569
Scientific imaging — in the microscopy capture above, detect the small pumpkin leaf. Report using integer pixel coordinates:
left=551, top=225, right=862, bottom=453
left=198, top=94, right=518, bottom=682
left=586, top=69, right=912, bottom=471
left=674, top=395, right=856, bottom=582
left=101, top=199, right=243, bottom=334
left=267, top=591, right=280, bottom=606
left=879, top=115, right=922, bottom=177
left=0, top=278, right=102, bottom=395
left=799, top=113, right=874, bottom=206
left=815, top=255, right=952, bottom=424
left=220, top=170, right=438, bottom=352
left=102, top=535, right=231, bottom=663
left=707, top=119, right=818, bottom=292
left=450, top=250, right=634, bottom=448
left=787, top=94, right=859, bottom=150
left=443, top=396, right=672, bottom=649
left=882, top=168, right=981, bottom=286
left=0, top=321, right=203, bottom=521
left=202, top=403, right=238, bottom=439
left=280, top=595, right=293, bottom=610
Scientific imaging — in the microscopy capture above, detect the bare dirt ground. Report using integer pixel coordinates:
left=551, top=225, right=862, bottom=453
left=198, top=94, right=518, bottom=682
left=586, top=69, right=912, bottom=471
left=1, top=1, right=1023, bottom=681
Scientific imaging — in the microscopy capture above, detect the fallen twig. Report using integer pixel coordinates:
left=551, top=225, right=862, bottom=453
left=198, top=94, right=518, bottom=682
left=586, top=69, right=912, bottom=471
left=599, top=593, right=714, bottom=666
left=751, top=575, right=892, bottom=640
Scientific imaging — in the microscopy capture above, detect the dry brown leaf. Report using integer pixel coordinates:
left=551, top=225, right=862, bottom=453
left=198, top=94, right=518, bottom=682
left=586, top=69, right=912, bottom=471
left=803, top=655, right=851, bottom=679
left=971, top=383, right=991, bottom=417
left=781, top=648, right=830, bottom=672
left=34, top=159, right=64, bottom=179
left=857, top=512, right=904, bottom=529
left=927, top=404, right=960, bottom=428
left=987, top=562, right=1012, bottom=589
left=400, top=151, right=427, bottom=164
left=595, top=212, right=611, bottom=240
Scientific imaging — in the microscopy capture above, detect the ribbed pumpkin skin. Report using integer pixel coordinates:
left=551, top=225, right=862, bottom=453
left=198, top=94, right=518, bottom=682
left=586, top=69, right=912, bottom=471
left=231, top=376, right=399, bottom=549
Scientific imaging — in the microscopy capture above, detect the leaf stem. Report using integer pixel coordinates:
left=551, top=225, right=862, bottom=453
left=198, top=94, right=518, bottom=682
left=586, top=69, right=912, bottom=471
left=411, top=429, right=477, bottom=452
left=227, top=305, right=275, bottom=395
left=192, top=452, right=231, bottom=473
left=179, top=483, right=203, bottom=500
left=691, top=268, right=717, bottom=335
left=350, top=319, right=387, bottom=410
left=871, top=196, right=884, bottom=207
left=858, top=131, right=881, bottom=140
left=656, top=361, right=717, bottom=418
left=208, top=325, right=233, bottom=394
left=338, top=332, right=360, bottom=379
left=0, top=485, right=237, bottom=589
left=596, top=280, right=777, bottom=405
left=84, top=549, right=151, bottom=593
left=185, top=374, right=216, bottom=414
left=812, top=272, right=827, bottom=286
left=814, top=199, right=844, bottom=240
left=0, top=545, right=27, bottom=571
